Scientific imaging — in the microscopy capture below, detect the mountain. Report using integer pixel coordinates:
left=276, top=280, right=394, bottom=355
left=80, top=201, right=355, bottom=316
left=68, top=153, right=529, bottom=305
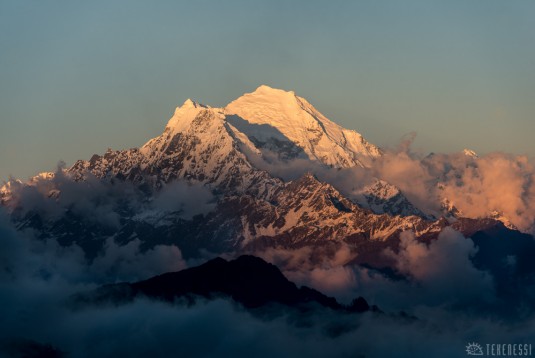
left=63, top=86, right=386, bottom=199
left=68, top=99, right=280, bottom=196
left=1, top=86, right=418, bottom=218
left=62, top=85, right=424, bottom=218
left=0, top=85, right=528, bottom=269
left=3, top=166, right=502, bottom=270
left=75, top=255, right=370, bottom=312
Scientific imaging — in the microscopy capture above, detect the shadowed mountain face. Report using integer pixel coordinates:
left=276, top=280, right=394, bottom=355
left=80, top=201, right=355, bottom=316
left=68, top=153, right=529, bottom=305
left=77, top=255, right=371, bottom=312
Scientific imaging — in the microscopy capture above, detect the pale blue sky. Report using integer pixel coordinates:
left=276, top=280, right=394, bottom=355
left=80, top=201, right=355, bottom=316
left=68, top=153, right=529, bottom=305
left=1, top=1, right=534, bottom=180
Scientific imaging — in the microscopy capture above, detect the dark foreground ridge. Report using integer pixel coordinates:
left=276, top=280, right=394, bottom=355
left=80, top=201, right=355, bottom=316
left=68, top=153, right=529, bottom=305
left=75, top=255, right=374, bottom=312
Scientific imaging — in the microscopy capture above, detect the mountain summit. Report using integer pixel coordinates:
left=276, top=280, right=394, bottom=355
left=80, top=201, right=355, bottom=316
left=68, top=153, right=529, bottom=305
left=225, top=85, right=382, bottom=168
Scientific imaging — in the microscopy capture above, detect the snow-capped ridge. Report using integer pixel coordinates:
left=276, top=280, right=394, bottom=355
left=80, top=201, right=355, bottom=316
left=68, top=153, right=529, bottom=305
left=364, top=179, right=400, bottom=200
left=357, top=179, right=430, bottom=218
left=164, top=100, right=219, bottom=132
left=463, top=149, right=478, bottom=158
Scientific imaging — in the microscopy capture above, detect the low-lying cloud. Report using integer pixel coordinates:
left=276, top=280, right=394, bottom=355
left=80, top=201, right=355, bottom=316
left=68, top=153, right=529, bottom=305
left=151, top=180, right=216, bottom=219
left=385, top=228, right=495, bottom=306
left=1, top=203, right=535, bottom=357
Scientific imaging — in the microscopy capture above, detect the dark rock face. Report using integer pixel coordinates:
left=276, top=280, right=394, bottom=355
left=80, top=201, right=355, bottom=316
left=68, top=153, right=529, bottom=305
left=133, top=255, right=339, bottom=309
left=76, top=255, right=367, bottom=312
left=348, top=297, right=371, bottom=313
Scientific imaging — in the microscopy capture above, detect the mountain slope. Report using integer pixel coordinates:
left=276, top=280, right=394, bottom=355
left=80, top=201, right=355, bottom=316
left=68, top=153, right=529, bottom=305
left=69, top=100, right=280, bottom=196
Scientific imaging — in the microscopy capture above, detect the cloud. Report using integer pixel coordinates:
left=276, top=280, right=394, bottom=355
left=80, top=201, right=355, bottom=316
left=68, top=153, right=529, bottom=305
left=252, top=244, right=360, bottom=303
left=2, top=206, right=535, bottom=357
left=88, top=238, right=186, bottom=283
left=151, top=180, right=215, bottom=219
left=439, top=153, right=535, bottom=232
left=0, top=207, right=186, bottom=286
left=4, top=166, right=138, bottom=229
left=250, top=228, right=502, bottom=314
left=5, top=164, right=217, bottom=230
left=385, top=228, right=495, bottom=306
left=369, top=148, right=535, bottom=233
left=2, top=283, right=535, bottom=358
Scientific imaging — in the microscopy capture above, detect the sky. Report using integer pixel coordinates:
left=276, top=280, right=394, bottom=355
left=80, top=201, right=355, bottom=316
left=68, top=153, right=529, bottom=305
left=1, top=0, right=534, bottom=181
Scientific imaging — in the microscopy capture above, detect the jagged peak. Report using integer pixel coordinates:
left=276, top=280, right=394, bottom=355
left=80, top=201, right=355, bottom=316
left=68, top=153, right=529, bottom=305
left=164, top=99, right=218, bottom=131
left=463, top=149, right=478, bottom=158
left=291, top=172, right=326, bottom=189
left=29, top=171, right=55, bottom=183
left=364, top=179, right=400, bottom=200
left=301, top=171, right=319, bottom=181
left=168, top=99, right=210, bottom=121
left=178, top=98, right=208, bottom=110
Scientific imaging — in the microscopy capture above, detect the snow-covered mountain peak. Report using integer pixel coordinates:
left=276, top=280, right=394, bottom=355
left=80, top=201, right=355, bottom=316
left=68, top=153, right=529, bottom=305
left=225, top=85, right=302, bottom=123
left=224, top=86, right=382, bottom=168
left=364, top=180, right=400, bottom=200
left=164, top=100, right=218, bottom=132
left=356, top=179, right=429, bottom=218
left=181, top=98, right=206, bottom=109
left=463, top=149, right=478, bottom=158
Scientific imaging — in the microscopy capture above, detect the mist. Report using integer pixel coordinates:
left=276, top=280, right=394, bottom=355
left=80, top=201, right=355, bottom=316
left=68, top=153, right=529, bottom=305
left=2, top=209, right=535, bottom=357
